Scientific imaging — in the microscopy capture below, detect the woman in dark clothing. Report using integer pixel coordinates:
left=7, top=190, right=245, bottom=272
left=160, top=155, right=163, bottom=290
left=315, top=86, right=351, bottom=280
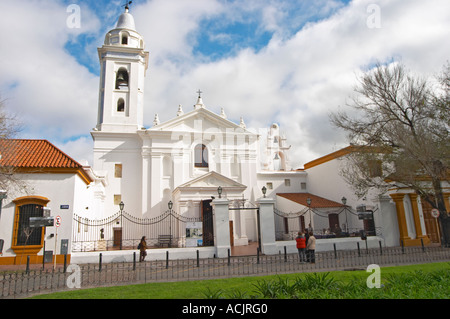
left=139, top=236, right=147, bottom=262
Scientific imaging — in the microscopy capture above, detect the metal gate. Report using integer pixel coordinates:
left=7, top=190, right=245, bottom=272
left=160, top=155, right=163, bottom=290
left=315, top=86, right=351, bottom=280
left=229, top=207, right=261, bottom=254
left=274, top=207, right=308, bottom=241
left=72, top=209, right=201, bottom=252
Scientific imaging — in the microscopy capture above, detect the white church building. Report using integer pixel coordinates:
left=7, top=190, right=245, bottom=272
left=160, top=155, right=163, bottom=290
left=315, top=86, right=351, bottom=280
left=89, top=7, right=307, bottom=248
left=1, top=7, right=444, bottom=266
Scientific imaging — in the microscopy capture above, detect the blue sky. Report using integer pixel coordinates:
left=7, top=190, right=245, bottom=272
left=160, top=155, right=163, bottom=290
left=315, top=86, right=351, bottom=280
left=0, top=0, right=449, bottom=167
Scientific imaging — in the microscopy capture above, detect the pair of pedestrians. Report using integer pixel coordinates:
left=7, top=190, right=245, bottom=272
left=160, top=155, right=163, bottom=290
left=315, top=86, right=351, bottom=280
left=295, top=231, right=316, bottom=263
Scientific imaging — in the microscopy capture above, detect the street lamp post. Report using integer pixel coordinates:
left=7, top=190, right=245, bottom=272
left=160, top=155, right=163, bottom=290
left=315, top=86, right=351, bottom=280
left=168, top=201, right=174, bottom=247
left=306, top=197, right=312, bottom=231
left=341, top=196, right=349, bottom=233
left=119, top=201, right=124, bottom=250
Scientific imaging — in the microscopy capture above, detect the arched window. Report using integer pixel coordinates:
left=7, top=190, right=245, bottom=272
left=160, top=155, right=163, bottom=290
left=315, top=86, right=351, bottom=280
left=117, top=98, right=125, bottom=112
left=115, top=68, right=129, bottom=89
left=194, top=144, right=208, bottom=168
left=122, top=34, right=128, bottom=45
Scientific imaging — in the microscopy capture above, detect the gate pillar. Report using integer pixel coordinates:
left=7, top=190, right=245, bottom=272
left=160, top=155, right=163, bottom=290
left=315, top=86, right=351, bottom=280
left=257, top=197, right=277, bottom=255
left=211, top=198, right=231, bottom=258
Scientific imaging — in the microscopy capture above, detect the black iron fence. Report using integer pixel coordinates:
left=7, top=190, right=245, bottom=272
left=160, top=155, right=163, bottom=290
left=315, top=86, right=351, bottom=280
left=72, top=209, right=203, bottom=252
left=2, top=244, right=450, bottom=299
left=274, top=208, right=380, bottom=241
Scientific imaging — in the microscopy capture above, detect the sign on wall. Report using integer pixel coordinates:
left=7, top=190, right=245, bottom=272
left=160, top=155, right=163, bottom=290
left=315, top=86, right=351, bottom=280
left=186, top=222, right=203, bottom=247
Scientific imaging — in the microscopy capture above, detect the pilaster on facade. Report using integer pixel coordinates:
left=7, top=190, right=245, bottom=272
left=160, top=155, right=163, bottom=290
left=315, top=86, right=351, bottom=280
left=389, top=193, right=411, bottom=244
left=409, top=193, right=430, bottom=245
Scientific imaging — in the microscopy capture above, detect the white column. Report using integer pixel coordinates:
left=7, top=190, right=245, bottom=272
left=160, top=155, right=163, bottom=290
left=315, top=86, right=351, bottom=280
left=150, top=153, right=162, bottom=215
left=211, top=198, right=230, bottom=258
left=257, top=197, right=277, bottom=255
left=141, top=149, right=151, bottom=215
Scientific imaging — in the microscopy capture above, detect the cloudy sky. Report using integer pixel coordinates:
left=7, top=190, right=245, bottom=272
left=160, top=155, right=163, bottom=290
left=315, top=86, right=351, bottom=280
left=0, top=0, right=449, bottom=168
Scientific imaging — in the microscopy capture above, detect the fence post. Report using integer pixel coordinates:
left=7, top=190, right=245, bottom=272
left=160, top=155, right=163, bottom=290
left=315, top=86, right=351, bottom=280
left=333, top=243, right=337, bottom=259
left=401, top=240, right=405, bottom=254
left=26, top=255, right=30, bottom=274
left=64, top=254, right=67, bottom=273
left=257, top=247, right=260, bottom=264
left=379, top=241, right=383, bottom=255
left=284, top=246, right=287, bottom=262
left=133, top=252, right=136, bottom=270
left=357, top=242, right=361, bottom=257
left=99, top=253, right=102, bottom=272
left=197, top=250, right=200, bottom=268
left=166, top=251, right=169, bottom=269
left=228, top=249, right=231, bottom=266
left=421, top=238, right=425, bottom=252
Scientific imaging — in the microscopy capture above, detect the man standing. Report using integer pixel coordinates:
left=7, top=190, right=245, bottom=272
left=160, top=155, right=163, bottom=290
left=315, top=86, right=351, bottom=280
left=306, top=231, right=316, bottom=264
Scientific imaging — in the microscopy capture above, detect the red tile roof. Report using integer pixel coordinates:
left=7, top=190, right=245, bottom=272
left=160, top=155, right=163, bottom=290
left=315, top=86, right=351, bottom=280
left=0, top=139, right=82, bottom=169
left=277, top=193, right=344, bottom=208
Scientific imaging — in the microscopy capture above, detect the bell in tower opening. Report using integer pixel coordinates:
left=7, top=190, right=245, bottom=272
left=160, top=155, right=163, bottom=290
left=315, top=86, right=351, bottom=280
left=116, top=68, right=129, bottom=89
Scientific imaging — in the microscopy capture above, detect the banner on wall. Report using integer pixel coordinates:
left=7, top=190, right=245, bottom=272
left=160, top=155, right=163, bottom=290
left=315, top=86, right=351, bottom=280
left=186, top=222, right=203, bottom=247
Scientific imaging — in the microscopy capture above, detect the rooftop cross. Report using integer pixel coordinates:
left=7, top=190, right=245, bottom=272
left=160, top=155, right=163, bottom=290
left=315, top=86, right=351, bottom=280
left=123, top=1, right=133, bottom=11
left=197, top=89, right=203, bottom=98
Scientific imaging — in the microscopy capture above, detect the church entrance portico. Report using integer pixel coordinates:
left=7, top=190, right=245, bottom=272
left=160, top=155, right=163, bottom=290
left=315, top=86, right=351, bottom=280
left=172, top=171, right=259, bottom=251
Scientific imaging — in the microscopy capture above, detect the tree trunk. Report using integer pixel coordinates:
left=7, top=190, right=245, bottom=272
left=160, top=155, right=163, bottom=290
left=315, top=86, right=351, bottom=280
left=432, top=177, right=450, bottom=246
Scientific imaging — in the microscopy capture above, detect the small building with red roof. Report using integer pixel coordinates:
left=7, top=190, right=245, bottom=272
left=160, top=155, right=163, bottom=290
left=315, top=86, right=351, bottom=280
left=0, top=139, right=96, bottom=265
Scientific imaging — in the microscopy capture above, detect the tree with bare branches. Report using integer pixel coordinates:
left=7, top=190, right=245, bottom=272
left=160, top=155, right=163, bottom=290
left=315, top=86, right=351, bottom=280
left=0, top=98, right=25, bottom=195
left=330, top=62, right=450, bottom=245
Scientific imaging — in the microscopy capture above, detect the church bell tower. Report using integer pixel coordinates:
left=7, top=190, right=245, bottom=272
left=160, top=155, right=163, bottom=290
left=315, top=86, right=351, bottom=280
left=95, top=5, right=149, bottom=132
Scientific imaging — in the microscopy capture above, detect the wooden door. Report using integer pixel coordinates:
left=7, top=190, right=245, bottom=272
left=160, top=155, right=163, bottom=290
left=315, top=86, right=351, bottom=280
left=328, top=214, right=339, bottom=232
left=422, top=200, right=440, bottom=243
left=113, top=228, right=122, bottom=247
left=299, top=216, right=306, bottom=233
left=201, top=200, right=214, bottom=246
left=229, top=221, right=234, bottom=246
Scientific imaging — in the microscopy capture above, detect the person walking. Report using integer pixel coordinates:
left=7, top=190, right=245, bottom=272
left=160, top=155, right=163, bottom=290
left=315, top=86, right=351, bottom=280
left=295, top=232, right=307, bottom=263
left=138, top=236, right=147, bottom=262
left=306, top=231, right=316, bottom=264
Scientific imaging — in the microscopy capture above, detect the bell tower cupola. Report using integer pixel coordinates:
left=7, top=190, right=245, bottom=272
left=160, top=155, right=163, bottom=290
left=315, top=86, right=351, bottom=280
left=95, top=3, right=149, bottom=132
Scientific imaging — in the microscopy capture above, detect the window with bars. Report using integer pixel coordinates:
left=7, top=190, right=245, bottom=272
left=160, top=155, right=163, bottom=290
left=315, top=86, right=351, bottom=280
left=16, top=204, right=44, bottom=246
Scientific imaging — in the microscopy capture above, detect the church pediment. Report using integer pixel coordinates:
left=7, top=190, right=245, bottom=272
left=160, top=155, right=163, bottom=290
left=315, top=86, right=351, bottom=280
left=149, top=108, right=253, bottom=135
left=176, top=171, right=247, bottom=191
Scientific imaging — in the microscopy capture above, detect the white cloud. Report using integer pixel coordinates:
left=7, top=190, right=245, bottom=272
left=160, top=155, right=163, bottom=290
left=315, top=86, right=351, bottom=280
left=140, top=0, right=450, bottom=168
left=0, top=0, right=449, bottom=170
left=0, top=0, right=100, bottom=142
left=55, top=136, right=94, bottom=166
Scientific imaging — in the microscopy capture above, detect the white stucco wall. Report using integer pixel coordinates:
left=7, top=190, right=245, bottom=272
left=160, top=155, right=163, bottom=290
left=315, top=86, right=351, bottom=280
left=305, top=156, right=398, bottom=246
left=0, top=172, right=91, bottom=259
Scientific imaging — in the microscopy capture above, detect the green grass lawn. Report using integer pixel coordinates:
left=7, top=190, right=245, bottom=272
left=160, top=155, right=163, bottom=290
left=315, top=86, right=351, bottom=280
left=31, top=262, right=450, bottom=299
